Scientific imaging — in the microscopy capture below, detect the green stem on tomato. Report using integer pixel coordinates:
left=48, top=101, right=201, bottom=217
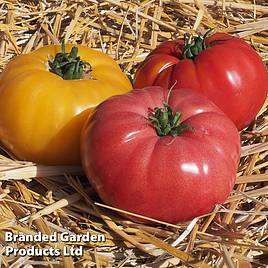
left=49, top=39, right=91, bottom=80
left=182, top=29, right=214, bottom=60
left=149, top=103, right=193, bottom=137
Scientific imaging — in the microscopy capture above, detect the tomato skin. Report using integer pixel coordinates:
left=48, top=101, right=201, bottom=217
left=0, top=44, right=132, bottom=165
left=81, top=87, right=240, bottom=223
left=133, top=33, right=268, bottom=130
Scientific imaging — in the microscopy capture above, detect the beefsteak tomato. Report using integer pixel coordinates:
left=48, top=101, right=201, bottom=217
left=0, top=43, right=132, bottom=165
left=133, top=32, right=268, bottom=130
left=81, top=86, right=240, bottom=223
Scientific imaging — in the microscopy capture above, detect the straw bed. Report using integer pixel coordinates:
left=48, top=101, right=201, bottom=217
left=0, top=0, right=268, bottom=267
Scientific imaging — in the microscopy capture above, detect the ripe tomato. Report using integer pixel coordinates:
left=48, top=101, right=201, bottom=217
left=0, top=44, right=132, bottom=165
left=133, top=32, right=268, bottom=130
left=81, top=87, right=240, bottom=223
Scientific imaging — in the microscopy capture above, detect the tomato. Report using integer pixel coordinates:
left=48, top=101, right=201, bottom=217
left=133, top=32, right=268, bottom=130
left=81, top=86, right=240, bottom=223
left=0, top=43, right=132, bottom=165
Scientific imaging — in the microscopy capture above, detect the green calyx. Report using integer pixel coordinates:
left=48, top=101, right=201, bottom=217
left=182, top=29, right=213, bottom=60
left=49, top=40, right=91, bottom=80
left=149, top=103, right=192, bottom=137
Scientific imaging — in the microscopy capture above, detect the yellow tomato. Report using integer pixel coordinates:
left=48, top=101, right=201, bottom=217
left=0, top=44, right=132, bottom=165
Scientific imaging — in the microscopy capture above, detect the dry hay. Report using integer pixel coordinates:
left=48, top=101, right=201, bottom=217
left=0, top=0, right=268, bottom=267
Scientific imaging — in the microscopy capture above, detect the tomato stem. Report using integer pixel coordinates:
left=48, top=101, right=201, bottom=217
left=182, top=29, right=213, bottom=60
left=149, top=103, right=192, bottom=137
left=49, top=39, right=91, bottom=80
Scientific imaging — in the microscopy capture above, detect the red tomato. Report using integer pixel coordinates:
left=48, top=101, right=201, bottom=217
left=81, top=87, right=240, bottom=223
left=133, top=33, right=268, bottom=130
